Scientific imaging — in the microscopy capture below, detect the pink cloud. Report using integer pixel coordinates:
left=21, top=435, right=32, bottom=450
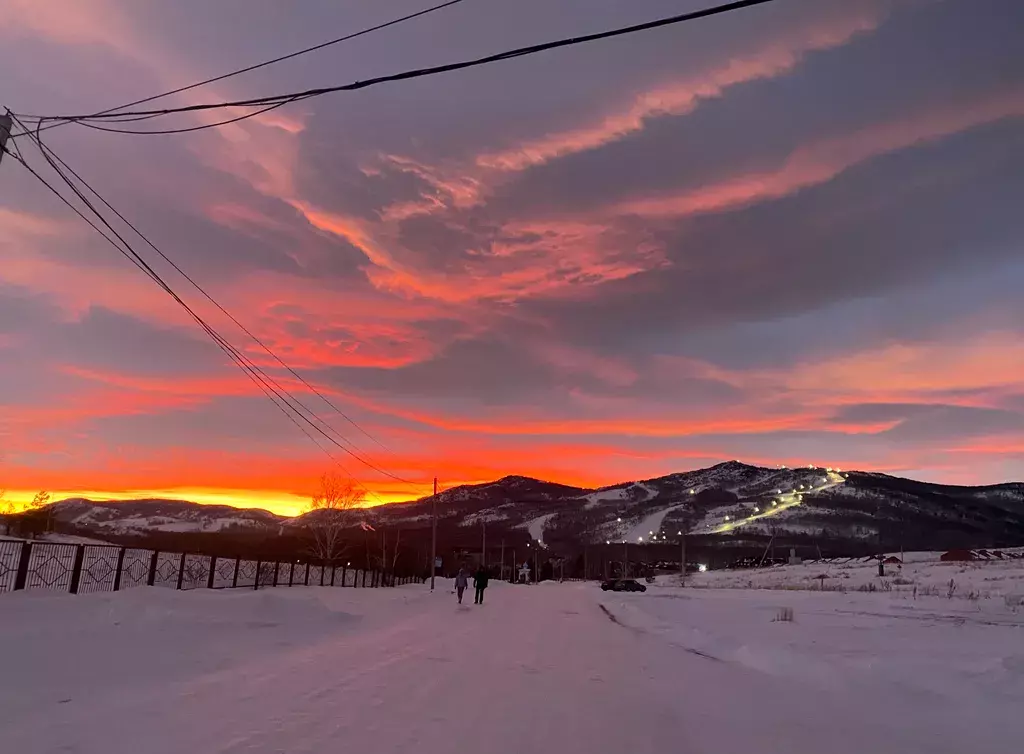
left=475, top=12, right=882, bottom=171
left=615, top=90, right=1024, bottom=218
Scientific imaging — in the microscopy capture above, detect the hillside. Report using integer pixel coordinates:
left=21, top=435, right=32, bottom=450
left=27, top=462, right=1024, bottom=555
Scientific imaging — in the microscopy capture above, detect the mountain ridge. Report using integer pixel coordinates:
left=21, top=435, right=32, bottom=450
left=16, top=462, right=1024, bottom=553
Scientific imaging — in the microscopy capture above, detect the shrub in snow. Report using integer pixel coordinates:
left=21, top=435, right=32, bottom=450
left=772, top=606, right=795, bottom=622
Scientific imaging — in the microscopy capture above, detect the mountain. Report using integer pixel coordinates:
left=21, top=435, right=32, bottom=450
left=52, top=498, right=281, bottom=535
left=35, top=463, right=1024, bottom=554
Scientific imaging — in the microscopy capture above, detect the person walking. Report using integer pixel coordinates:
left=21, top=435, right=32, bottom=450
left=473, top=565, right=490, bottom=605
left=454, top=566, right=469, bottom=604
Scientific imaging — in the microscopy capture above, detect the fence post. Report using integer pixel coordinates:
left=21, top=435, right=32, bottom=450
left=273, top=562, right=280, bottom=587
left=320, top=565, right=325, bottom=586
left=13, top=542, right=32, bottom=591
left=362, top=569, right=368, bottom=588
left=304, top=563, right=310, bottom=586
left=69, top=545, right=86, bottom=594
left=288, top=563, right=294, bottom=587
left=254, top=559, right=262, bottom=590
left=232, top=558, right=240, bottom=588
left=207, top=556, right=217, bottom=590
left=147, top=551, right=159, bottom=586
left=330, top=565, right=336, bottom=586
left=112, top=548, right=127, bottom=591
left=176, top=553, right=187, bottom=590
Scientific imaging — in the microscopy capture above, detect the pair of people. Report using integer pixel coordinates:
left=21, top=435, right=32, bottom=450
left=454, top=566, right=489, bottom=605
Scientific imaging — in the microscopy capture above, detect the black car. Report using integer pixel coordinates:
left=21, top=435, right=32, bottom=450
left=600, top=579, right=647, bottom=593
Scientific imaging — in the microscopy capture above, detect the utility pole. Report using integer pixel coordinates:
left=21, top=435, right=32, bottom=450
left=500, top=539, right=505, bottom=581
left=430, top=477, right=438, bottom=591
left=679, top=530, right=687, bottom=585
left=0, top=111, right=12, bottom=166
left=622, top=541, right=629, bottom=579
left=481, top=521, right=486, bottom=569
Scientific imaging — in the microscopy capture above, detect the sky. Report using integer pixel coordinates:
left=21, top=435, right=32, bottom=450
left=1, top=0, right=1022, bottom=516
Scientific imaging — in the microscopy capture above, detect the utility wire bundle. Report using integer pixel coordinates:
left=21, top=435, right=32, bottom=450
left=12, top=0, right=777, bottom=136
left=5, top=118, right=417, bottom=504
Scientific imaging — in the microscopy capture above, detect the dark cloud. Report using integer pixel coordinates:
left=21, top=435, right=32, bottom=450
left=522, top=119, right=1024, bottom=354
left=832, top=403, right=1024, bottom=438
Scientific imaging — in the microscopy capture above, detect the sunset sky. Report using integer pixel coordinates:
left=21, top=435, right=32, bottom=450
left=1, top=0, right=1022, bottom=516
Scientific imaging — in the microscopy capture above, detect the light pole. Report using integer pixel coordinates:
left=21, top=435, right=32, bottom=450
left=678, top=529, right=686, bottom=585
left=616, top=517, right=627, bottom=578
left=430, top=477, right=438, bottom=591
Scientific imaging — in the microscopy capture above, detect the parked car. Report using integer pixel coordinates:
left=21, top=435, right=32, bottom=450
left=600, top=579, right=647, bottom=593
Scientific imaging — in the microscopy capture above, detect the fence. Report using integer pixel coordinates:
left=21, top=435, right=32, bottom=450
left=0, top=538, right=420, bottom=596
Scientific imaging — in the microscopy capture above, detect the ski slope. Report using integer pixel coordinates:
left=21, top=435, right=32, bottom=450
left=2, top=582, right=1021, bottom=753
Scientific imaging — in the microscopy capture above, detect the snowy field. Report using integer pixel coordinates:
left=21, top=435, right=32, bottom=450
left=2, top=581, right=1023, bottom=753
left=684, top=549, right=1024, bottom=604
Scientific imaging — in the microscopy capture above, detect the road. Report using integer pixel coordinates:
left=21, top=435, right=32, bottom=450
left=1, top=581, right=1001, bottom=754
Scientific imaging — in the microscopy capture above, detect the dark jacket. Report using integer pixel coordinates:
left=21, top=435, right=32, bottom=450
left=473, top=569, right=489, bottom=589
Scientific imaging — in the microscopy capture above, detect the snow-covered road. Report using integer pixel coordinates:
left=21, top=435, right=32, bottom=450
left=2, top=582, right=1021, bottom=753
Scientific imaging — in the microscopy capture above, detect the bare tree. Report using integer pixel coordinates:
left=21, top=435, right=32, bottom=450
left=29, top=490, right=50, bottom=509
left=306, top=473, right=364, bottom=565
left=29, top=490, right=54, bottom=532
left=0, top=489, right=11, bottom=536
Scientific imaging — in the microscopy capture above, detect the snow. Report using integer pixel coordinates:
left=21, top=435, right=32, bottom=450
left=522, top=512, right=556, bottom=546
left=582, top=487, right=629, bottom=509
left=2, top=581, right=1022, bottom=753
left=598, top=586, right=1024, bottom=751
left=36, top=532, right=114, bottom=546
left=459, top=510, right=510, bottom=527
left=623, top=502, right=687, bottom=542
left=686, top=549, right=1024, bottom=602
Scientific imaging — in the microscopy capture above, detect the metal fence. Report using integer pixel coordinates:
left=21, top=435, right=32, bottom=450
left=0, top=538, right=421, bottom=596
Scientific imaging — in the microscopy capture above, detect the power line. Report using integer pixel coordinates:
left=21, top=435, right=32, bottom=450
left=11, top=0, right=468, bottom=139
left=7, top=124, right=421, bottom=496
left=14, top=141, right=395, bottom=506
left=23, top=0, right=780, bottom=128
left=74, top=98, right=308, bottom=136
left=33, top=132, right=397, bottom=459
